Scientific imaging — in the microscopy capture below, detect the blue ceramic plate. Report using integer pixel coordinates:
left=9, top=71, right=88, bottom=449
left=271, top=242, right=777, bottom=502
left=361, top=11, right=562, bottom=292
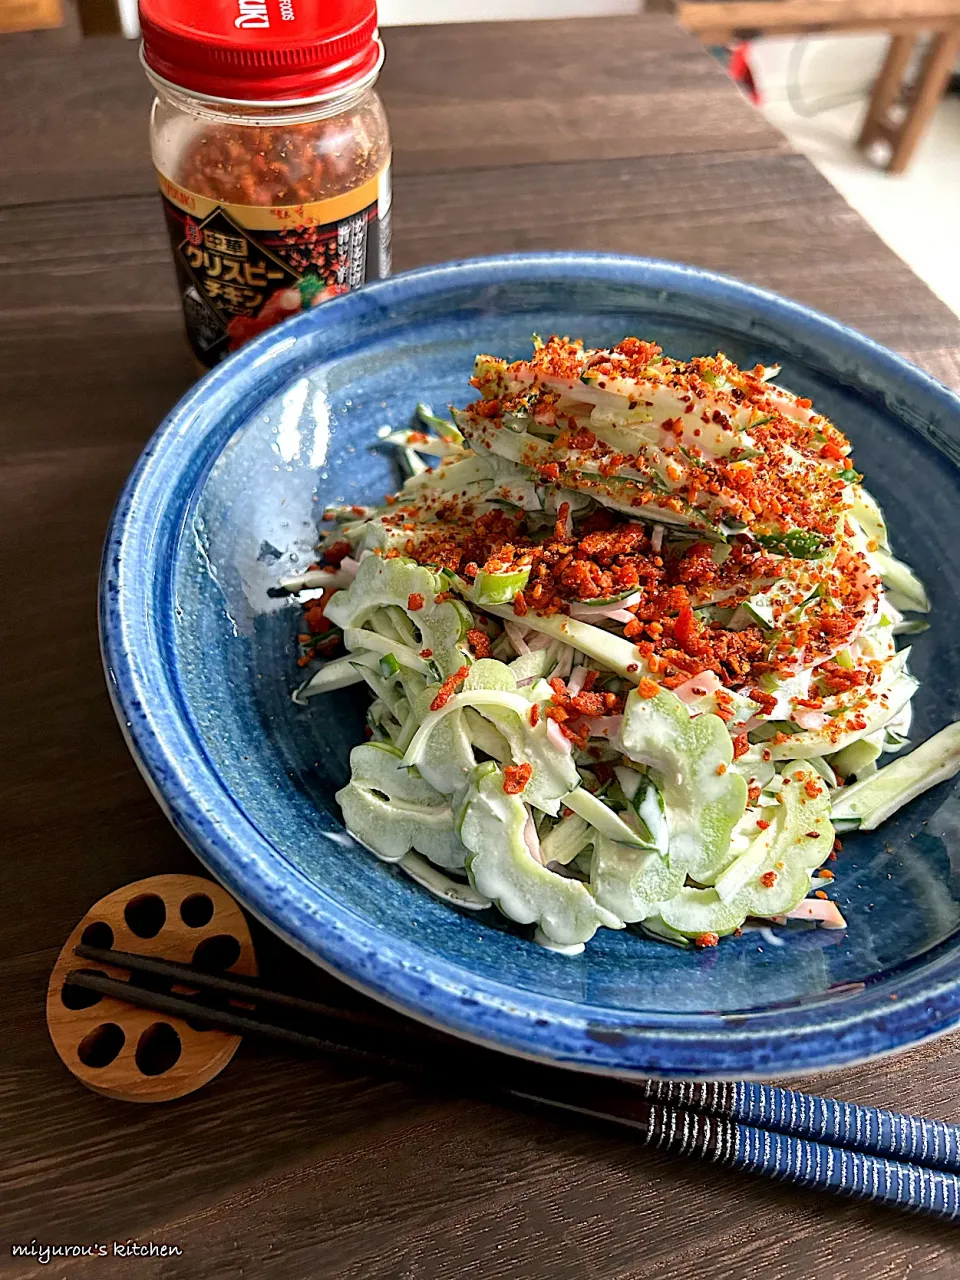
left=102, top=254, right=960, bottom=1078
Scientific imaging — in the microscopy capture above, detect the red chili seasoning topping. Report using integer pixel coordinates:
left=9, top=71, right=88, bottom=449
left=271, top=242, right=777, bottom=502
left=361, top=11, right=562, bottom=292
left=503, top=763, right=533, bottom=794
left=529, top=703, right=541, bottom=727
left=466, top=628, right=492, bottom=658
left=695, top=932, right=720, bottom=948
left=419, top=648, right=433, bottom=659
left=430, top=665, right=470, bottom=712
left=759, top=870, right=777, bottom=888
left=407, top=593, right=425, bottom=612
left=324, top=540, right=352, bottom=566
left=176, top=116, right=386, bottom=208
left=732, top=734, right=749, bottom=759
left=637, top=678, right=660, bottom=699
left=303, top=589, right=334, bottom=635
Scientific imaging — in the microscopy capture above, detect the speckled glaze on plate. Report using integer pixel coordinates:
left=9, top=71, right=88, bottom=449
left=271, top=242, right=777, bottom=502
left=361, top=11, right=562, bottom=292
left=101, top=254, right=960, bottom=1079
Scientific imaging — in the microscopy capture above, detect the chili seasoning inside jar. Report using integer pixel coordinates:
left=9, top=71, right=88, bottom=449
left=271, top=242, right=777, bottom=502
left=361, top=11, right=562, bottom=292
left=140, top=0, right=391, bottom=367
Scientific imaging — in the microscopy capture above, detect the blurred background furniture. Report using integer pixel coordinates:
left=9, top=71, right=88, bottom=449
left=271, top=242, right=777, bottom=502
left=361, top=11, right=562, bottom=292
left=0, top=0, right=61, bottom=31
left=679, top=1, right=960, bottom=172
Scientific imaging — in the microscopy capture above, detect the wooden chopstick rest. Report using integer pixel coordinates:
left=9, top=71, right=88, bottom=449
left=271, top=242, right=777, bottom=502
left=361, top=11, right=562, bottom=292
left=47, top=874, right=257, bottom=1102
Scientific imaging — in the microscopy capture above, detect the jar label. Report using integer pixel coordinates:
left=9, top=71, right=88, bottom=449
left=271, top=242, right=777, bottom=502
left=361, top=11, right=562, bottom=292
left=156, top=162, right=392, bottom=367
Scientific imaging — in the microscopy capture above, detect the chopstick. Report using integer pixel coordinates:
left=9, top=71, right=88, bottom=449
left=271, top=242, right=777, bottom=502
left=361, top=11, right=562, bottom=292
left=65, top=949, right=960, bottom=1221
left=75, top=943, right=960, bottom=1174
left=641, top=1079, right=960, bottom=1176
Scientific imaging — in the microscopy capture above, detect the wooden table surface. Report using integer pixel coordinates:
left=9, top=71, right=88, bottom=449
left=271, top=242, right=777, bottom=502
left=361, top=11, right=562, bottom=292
left=4, top=15, right=960, bottom=1278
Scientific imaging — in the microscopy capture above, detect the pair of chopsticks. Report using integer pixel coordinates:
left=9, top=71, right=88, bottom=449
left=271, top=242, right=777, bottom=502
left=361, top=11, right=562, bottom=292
left=68, top=945, right=960, bottom=1222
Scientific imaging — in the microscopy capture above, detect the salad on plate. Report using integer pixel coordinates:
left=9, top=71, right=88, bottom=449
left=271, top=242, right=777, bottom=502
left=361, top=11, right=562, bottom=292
left=274, top=336, right=960, bottom=954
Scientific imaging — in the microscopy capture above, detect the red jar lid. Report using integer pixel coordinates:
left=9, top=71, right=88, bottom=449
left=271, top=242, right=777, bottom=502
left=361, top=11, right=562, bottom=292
left=139, top=0, right=381, bottom=104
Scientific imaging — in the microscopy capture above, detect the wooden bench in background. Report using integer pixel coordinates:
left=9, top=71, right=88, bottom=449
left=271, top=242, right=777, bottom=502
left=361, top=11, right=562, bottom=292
left=679, top=1, right=960, bottom=173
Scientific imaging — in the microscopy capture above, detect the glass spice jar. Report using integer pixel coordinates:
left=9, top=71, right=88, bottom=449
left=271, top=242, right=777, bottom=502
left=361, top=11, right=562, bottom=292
left=139, top=0, right=391, bottom=368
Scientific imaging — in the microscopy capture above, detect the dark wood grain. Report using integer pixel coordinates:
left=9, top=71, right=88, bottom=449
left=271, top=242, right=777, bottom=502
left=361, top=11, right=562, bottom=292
left=3, top=14, right=960, bottom=1279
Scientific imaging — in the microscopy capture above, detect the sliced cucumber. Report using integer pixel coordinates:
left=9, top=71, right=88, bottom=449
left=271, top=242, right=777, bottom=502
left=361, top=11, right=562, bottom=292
left=457, top=764, right=623, bottom=945
left=714, top=813, right=780, bottom=903
left=718, top=764, right=832, bottom=915
left=403, top=686, right=577, bottom=815
left=659, top=887, right=745, bottom=939
left=379, top=653, right=401, bottom=678
left=463, top=658, right=517, bottom=692
left=508, top=646, right=558, bottom=685
left=743, top=668, right=918, bottom=762
left=463, top=708, right=512, bottom=763
left=326, top=554, right=471, bottom=677
left=632, top=775, right=669, bottom=855
left=591, top=836, right=685, bottom=923
left=474, top=567, right=531, bottom=607
left=620, top=685, right=748, bottom=882
left=336, top=742, right=468, bottom=869
left=344, top=627, right=433, bottom=675
left=406, top=689, right=478, bottom=794
left=851, top=488, right=889, bottom=552
left=416, top=401, right=464, bottom=445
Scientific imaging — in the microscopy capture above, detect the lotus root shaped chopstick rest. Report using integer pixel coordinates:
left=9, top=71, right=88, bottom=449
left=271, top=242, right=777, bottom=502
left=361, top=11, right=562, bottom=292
left=47, top=874, right=257, bottom=1102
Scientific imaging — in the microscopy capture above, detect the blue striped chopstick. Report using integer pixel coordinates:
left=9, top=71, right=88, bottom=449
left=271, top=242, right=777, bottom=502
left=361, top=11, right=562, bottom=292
left=509, top=1080, right=960, bottom=1222
left=64, top=955, right=960, bottom=1220
left=641, top=1080, right=960, bottom=1175
left=635, top=1101, right=960, bottom=1220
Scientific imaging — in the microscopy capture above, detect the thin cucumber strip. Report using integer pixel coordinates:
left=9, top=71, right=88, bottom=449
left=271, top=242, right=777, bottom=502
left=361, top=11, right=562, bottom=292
left=829, top=721, right=960, bottom=830
left=482, top=603, right=647, bottom=682
left=561, top=786, right=651, bottom=849
left=417, top=401, right=464, bottom=444
left=875, top=550, right=930, bottom=613
left=540, top=813, right=592, bottom=865
left=827, top=734, right=883, bottom=780
left=293, top=656, right=366, bottom=702
left=851, top=488, right=889, bottom=551
left=743, top=669, right=917, bottom=762
left=344, top=627, right=433, bottom=674
left=272, top=568, right=354, bottom=595
left=399, top=851, right=492, bottom=910
left=378, top=428, right=463, bottom=457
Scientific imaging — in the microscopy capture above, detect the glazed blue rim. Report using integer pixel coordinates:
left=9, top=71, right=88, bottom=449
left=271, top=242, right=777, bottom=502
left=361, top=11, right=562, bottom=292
left=101, top=252, right=960, bottom=1079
